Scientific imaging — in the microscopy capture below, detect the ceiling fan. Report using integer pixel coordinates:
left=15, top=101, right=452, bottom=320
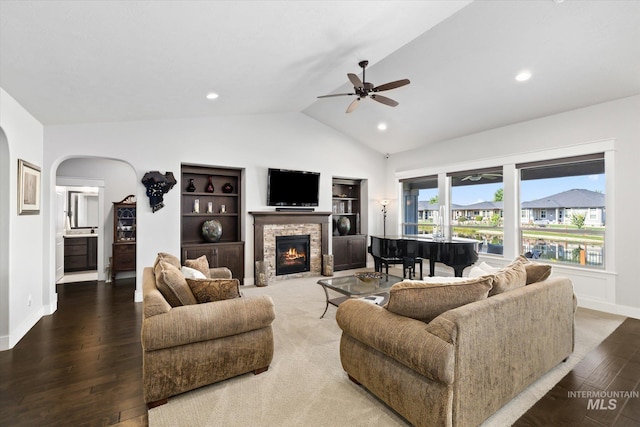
left=317, top=60, right=410, bottom=113
left=461, top=173, right=502, bottom=182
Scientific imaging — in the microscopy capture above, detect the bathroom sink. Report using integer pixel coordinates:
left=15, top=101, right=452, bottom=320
left=65, top=229, right=97, bottom=236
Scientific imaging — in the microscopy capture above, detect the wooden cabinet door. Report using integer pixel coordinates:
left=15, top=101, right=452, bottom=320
left=348, top=235, right=367, bottom=268
left=182, top=245, right=216, bottom=264
left=215, top=242, right=245, bottom=284
left=333, top=235, right=367, bottom=271
left=332, top=237, right=350, bottom=271
left=64, top=237, right=88, bottom=272
left=182, top=242, right=245, bottom=284
left=112, top=242, right=136, bottom=280
left=87, top=237, right=98, bottom=270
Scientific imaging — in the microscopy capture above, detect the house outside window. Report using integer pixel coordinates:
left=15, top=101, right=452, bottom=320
left=448, top=168, right=504, bottom=255
left=402, top=175, right=438, bottom=235
left=518, top=153, right=605, bottom=267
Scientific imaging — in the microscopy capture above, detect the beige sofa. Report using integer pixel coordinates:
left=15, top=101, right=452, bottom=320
left=141, top=262, right=276, bottom=407
left=336, top=259, right=575, bottom=427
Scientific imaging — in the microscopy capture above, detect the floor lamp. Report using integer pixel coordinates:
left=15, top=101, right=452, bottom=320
left=380, top=199, right=390, bottom=236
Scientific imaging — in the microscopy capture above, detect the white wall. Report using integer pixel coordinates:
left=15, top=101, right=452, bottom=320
left=57, top=158, right=137, bottom=280
left=386, top=95, right=640, bottom=317
left=43, top=112, right=387, bottom=303
left=0, top=88, right=45, bottom=350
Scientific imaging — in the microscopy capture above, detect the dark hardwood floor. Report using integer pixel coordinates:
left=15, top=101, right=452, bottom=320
left=0, top=279, right=638, bottom=427
left=515, top=316, right=640, bottom=427
left=0, top=279, right=147, bottom=427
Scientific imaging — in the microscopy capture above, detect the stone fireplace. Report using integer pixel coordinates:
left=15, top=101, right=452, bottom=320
left=250, top=211, right=331, bottom=281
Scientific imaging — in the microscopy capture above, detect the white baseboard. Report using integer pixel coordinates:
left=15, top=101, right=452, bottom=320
left=2, top=306, right=45, bottom=350
left=577, top=297, right=640, bottom=320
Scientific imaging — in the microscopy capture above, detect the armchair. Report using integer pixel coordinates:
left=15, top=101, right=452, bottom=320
left=141, top=264, right=275, bottom=407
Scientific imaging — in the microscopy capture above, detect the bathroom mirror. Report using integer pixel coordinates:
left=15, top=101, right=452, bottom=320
left=68, top=191, right=99, bottom=228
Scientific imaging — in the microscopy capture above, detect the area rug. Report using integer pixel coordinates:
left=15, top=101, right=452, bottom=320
left=148, top=272, right=625, bottom=427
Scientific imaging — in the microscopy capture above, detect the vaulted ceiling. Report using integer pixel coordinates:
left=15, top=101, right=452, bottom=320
left=1, top=1, right=639, bottom=154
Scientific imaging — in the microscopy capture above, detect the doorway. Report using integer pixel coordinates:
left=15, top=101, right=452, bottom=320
left=56, top=184, right=101, bottom=284
left=55, top=157, right=136, bottom=285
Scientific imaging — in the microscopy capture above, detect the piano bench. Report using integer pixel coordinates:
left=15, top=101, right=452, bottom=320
left=379, top=257, right=403, bottom=275
left=402, top=257, right=423, bottom=280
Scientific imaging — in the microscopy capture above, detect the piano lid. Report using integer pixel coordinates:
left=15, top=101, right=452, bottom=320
left=370, top=235, right=481, bottom=244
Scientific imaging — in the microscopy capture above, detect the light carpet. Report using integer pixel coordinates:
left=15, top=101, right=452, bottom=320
left=149, top=271, right=625, bottom=427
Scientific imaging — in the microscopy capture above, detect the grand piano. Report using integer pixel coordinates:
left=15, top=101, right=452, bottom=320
left=369, top=235, right=480, bottom=278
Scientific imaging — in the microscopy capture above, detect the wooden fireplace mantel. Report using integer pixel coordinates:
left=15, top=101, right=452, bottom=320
left=249, top=211, right=332, bottom=265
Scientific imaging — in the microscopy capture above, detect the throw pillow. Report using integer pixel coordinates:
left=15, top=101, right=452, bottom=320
left=516, top=255, right=552, bottom=285
left=155, top=260, right=197, bottom=306
left=181, top=265, right=207, bottom=280
left=186, top=278, right=240, bottom=303
left=468, top=261, right=500, bottom=278
left=154, top=252, right=181, bottom=270
left=185, top=255, right=210, bottom=278
left=386, top=276, right=494, bottom=323
left=414, top=276, right=469, bottom=283
left=489, top=259, right=527, bottom=296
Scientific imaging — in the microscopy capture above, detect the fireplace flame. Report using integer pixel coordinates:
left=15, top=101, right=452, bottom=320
left=283, top=247, right=306, bottom=262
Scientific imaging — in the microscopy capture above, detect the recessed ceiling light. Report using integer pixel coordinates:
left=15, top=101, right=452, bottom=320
left=515, top=71, right=532, bottom=82
left=206, top=92, right=219, bottom=100
left=377, top=122, right=387, bottom=131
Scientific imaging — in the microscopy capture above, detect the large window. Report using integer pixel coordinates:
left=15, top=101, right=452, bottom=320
left=449, top=168, right=504, bottom=254
left=518, top=154, right=605, bottom=267
left=400, top=150, right=607, bottom=269
left=401, top=175, right=438, bottom=235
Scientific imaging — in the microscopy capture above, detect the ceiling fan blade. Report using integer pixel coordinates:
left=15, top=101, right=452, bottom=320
left=370, top=94, right=399, bottom=107
left=346, top=98, right=360, bottom=113
left=317, top=93, right=355, bottom=98
left=373, top=79, right=411, bottom=92
left=348, top=73, right=364, bottom=89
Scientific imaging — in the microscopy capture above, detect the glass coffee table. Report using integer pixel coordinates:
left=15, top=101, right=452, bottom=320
left=317, top=272, right=404, bottom=318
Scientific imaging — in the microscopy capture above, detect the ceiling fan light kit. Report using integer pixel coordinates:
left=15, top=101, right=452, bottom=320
left=461, top=173, right=503, bottom=182
left=318, top=60, right=410, bottom=113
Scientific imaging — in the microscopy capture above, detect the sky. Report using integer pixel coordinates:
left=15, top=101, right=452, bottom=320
left=419, top=174, right=605, bottom=206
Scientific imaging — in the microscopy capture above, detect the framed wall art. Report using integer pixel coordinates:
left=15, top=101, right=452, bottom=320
left=18, top=159, right=41, bottom=215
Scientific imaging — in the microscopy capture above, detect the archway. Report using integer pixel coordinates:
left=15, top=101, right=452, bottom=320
left=49, top=156, right=136, bottom=296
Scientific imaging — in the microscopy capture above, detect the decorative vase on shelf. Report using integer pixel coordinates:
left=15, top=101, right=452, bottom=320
left=186, top=179, right=196, bottom=192
left=337, top=216, right=351, bottom=236
left=202, top=219, right=222, bottom=242
left=205, top=176, right=214, bottom=193
left=222, top=182, right=233, bottom=193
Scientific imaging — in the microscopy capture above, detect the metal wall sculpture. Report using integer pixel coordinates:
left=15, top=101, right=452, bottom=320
left=141, top=171, right=177, bottom=213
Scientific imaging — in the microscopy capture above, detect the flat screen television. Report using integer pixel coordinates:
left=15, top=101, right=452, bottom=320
left=267, top=168, right=320, bottom=207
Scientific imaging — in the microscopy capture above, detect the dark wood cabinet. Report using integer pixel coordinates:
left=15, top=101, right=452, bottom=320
left=333, top=235, right=367, bottom=271
left=112, top=195, right=136, bottom=281
left=112, top=242, right=135, bottom=280
left=181, top=164, right=244, bottom=284
left=332, top=178, right=367, bottom=271
left=182, top=242, right=245, bottom=282
left=87, top=236, right=98, bottom=270
left=64, top=236, right=98, bottom=272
